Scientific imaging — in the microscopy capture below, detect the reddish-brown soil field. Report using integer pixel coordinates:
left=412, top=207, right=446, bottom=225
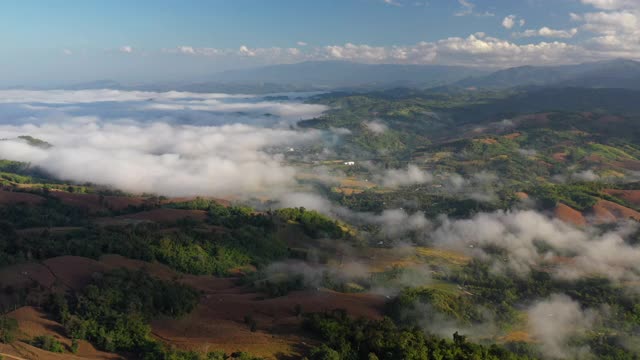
left=551, top=152, right=567, bottom=162
left=16, top=227, right=83, bottom=237
left=0, top=263, right=59, bottom=309
left=118, top=208, right=206, bottom=222
left=151, top=287, right=384, bottom=358
left=591, top=200, right=640, bottom=223
left=554, top=203, right=587, bottom=226
left=612, top=160, right=640, bottom=171
left=41, top=257, right=111, bottom=290
left=49, top=191, right=153, bottom=214
left=1, top=255, right=386, bottom=359
left=598, top=115, right=625, bottom=124
left=0, top=306, right=122, bottom=360
left=604, top=189, right=640, bottom=207
left=161, top=196, right=232, bottom=208
left=0, top=190, right=45, bottom=205
left=503, top=132, right=522, bottom=140
left=99, top=254, right=178, bottom=281
left=475, top=138, right=498, bottom=145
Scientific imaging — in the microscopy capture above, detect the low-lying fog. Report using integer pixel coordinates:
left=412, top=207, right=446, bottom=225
left=0, top=89, right=331, bottom=196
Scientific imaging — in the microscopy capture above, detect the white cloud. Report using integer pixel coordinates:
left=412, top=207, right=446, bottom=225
left=455, top=0, right=474, bottom=16
left=572, top=169, right=600, bottom=181
left=455, top=0, right=494, bottom=17
left=502, top=15, right=516, bottom=29
left=163, top=27, right=640, bottom=69
left=581, top=0, right=640, bottom=10
left=119, top=45, right=134, bottom=54
left=0, top=90, right=336, bottom=197
left=0, top=89, right=237, bottom=104
left=569, top=7, right=640, bottom=59
left=572, top=11, right=638, bottom=35
left=383, top=0, right=402, bottom=6
left=62, top=49, right=72, bottom=56
left=239, top=45, right=256, bottom=57
left=514, top=27, right=579, bottom=39
left=297, top=41, right=308, bottom=46
left=375, top=165, right=433, bottom=188
left=363, top=120, right=388, bottom=134
left=434, top=34, right=580, bottom=67
left=0, top=123, right=310, bottom=197
left=431, top=209, right=640, bottom=281
left=528, top=294, right=598, bottom=359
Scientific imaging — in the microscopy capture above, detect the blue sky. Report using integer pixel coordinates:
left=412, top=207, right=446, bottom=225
left=0, top=0, right=638, bottom=86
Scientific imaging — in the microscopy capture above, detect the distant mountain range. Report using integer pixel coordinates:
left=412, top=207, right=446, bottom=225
left=456, top=58, right=640, bottom=90
left=202, top=61, right=488, bottom=89
left=54, top=58, right=640, bottom=93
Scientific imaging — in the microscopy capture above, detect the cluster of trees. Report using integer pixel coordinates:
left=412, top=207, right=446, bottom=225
left=0, top=316, right=18, bottom=343
left=251, top=273, right=307, bottom=298
left=387, top=287, right=487, bottom=326
left=328, top=188, right=508, bottom=220
left=39, top=269, right=260, bottom=360
left=0, top=197, right=90, bottom=229
left=276, top=207, right=346, bottom=239
left=44, top=268, right=266, bottom=359
left=303, top=310, right=535, bottom=360
left=48, top=269, right=200, bottom=357
left=168, top=198, right=272, bottom=229
left=527, top=183, right=602, bottom=211
left=0, top=219, right=288, bottom=275
left=31, top=335, right=64, bottom=353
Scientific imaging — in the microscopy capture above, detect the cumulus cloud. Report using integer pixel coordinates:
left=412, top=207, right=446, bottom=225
left=581, top=0, right=640, bottom=10
left=383, top=0, right=402, bottom=6
left=239, top=45, right=256, bottom=57
left=119, top=45, right=134, bottom=54
left=158, top=24, right=640, bottom=69
left=572, top=11, right=638, bottom=35
left=570, top=3, right=640, bottom=59
left=502, top=15, right=519, bottom=29
left=514, top=27, right=579, bottom=39
left=166, top=45, right=304, bottom=62
left=163, top=30, right=610, bottom=68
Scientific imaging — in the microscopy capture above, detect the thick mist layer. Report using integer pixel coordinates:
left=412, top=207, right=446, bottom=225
left=0, top=89, right=328, bottom=126
left=0, top=90, right=329, bottom=196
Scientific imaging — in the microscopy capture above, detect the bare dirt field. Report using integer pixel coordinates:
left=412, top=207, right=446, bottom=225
left=98, top=208, right=208, bottom=225
left=151, top=287, right=384, bottom=359
left=554, top=203, right=587, bottom=226
left=0, top=306, right=123, bottom=360
left=604, top=189, right=640, bottom=207
left=591, top=199, right=640, bottom=223
left=1, top=255, right=386, bottom=360
left=0, top=190, right=45, bottom=205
